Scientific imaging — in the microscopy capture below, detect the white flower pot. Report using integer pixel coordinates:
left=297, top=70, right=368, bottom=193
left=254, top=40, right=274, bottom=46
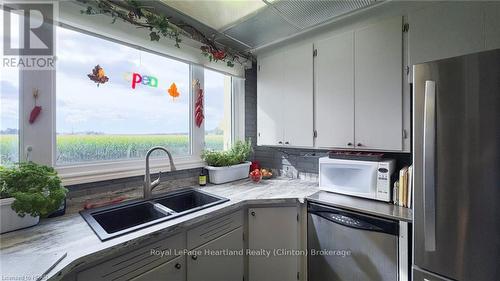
left=205, top=161, right=251, bottom=184
left=0, top=197, right=39, bottom=234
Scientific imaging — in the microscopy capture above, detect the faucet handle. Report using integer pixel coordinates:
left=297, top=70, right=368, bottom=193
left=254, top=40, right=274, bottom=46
left=151, top=171, right=162, bottom=189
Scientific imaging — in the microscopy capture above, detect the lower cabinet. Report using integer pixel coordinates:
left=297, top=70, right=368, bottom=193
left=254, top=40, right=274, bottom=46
left=74, top=207, right=301, bottom=281
left=187, top=227, right=244, bottom=281
left=131, top=255, right=185, bottom=281
left=76, top=233, right=185, bottom=281
left=248, top=207, right=300, bottom=281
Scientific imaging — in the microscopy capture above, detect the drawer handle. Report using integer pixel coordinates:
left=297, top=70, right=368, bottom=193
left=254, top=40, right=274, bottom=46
left=284, top=141, right=289, bottom=145
left=191, top=255, right=198, bottom=260
left=251, top=211, right=256, bottom=217
left=175, top=263, right=182, bottom=269
left=357, top=143, right=363, bottom=147
left=278, top=141, right=283, bottom=144
left=347, top=142, right=353, bottom=146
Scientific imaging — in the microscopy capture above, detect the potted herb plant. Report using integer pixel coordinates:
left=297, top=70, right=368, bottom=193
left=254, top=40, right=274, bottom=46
left=201, top=139, right=252, bottom=184
left=0, top=162, right=67, bottom=233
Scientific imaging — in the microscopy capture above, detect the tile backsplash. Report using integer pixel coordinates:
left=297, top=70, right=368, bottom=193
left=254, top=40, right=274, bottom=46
left=66, top=168, right=200, bottom=214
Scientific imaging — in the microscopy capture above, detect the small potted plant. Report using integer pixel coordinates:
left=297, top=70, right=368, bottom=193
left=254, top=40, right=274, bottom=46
left=0, top=162, right=68, bottom=233
left=202, top=139, right=252, bottom=184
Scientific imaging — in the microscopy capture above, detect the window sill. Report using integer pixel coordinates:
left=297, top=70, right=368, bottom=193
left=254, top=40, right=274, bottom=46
left=57, top=157, right=205, bottom=186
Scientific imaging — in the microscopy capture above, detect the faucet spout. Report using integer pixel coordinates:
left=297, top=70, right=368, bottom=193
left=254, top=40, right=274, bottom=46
left=144, top=146, right=176, bottom=199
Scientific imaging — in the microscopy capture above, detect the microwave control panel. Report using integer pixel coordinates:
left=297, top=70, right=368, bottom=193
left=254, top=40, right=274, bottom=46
left=376, top=160, right=395, bottom=201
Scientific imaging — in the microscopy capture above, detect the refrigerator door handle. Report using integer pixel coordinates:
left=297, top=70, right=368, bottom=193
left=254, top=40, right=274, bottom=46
left=423, top=80, right=437, bottom=252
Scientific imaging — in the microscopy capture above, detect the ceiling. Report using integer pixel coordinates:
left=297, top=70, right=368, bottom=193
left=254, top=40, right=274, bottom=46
left=158, top=0, right=381, bottom=52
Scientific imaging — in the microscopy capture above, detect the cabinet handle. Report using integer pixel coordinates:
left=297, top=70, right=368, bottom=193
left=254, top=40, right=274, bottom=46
left=175, top=263, right=182, bottom=269
left=285, top=141, right=289, bottom=145
left=251, top=211, right=256, bottom=217
left=191, top=255, right=198, bottom=260
left=357, top=143, right=363, bottom=147
left=347, top=142, right=353, bottom=146
left=278, top=141, right=283, bottom=144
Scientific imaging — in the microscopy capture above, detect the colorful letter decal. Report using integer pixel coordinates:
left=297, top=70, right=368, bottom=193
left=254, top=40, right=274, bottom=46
left=131, top=73, right=142, bottom=89
left=126, top=72, right=159, bottom=89
left=123, top=72, right=177, bottom=100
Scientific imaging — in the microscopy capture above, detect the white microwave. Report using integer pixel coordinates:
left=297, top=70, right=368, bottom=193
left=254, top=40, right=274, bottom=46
left=318, top=157, right=396, bottom=202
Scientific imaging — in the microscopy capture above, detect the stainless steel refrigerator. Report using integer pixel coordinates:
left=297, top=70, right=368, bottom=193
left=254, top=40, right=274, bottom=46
left=413, top=49, right=500, bottom=281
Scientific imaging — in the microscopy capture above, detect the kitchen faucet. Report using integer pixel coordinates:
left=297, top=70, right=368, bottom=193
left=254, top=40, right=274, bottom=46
left=144, top=146, right=176, bottom=199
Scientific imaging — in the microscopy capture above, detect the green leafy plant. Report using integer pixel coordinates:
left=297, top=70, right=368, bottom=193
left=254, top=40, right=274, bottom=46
left=202, top=139, right=253, bottom=167
left=0, top=162, right=68, bottom=217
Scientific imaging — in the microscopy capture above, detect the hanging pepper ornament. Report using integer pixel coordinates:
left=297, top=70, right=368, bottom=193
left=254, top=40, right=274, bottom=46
left=29, top=88, right=42, bottom=124
left=168, top=82, right=180, bottom=100
left=193, top=80, right=204, bottom=128
left=87, top=64, right=109, bottom=87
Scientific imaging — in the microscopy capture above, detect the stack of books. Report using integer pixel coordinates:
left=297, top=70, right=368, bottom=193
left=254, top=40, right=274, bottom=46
left=392, top=165, right=413, bottom=208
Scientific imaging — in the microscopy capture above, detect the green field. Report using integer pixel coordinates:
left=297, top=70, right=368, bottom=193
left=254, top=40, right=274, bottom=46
left=0, top=134, right=18, bottom=165
left=0, top=134, right=223, bottom=164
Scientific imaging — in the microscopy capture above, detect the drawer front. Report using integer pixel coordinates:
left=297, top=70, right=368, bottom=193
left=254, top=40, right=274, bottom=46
left=187, top=210, right=243, bottom=249
left=77, top=233, right=184, bottom=281
left=130, top=255, right=185, bottom=281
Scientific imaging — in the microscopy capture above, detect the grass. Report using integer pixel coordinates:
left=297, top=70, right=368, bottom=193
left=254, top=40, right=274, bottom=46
left=0, top=134, right=224, bottom=165
left=0, top=135, right=18, bottom=165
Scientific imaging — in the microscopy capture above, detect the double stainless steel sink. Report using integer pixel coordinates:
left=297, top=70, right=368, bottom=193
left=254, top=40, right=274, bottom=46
left=80, top=189, right=229, bottom=241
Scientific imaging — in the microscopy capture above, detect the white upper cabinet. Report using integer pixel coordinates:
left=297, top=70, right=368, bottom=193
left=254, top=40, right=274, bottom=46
left=258, top=16, right=406, bottom=151
left=314, top=31, right=355, bottom=149
left=409, top=2, right=484, bottom=64
left=282, top=44, right=314, bottom=147
left=257, top=51, right=284, bottom=146
left=314, top=16, right=404, bottom=151
left=257, top=43, right=313, bottom=147
left=354, top=16, right=403, bottom=151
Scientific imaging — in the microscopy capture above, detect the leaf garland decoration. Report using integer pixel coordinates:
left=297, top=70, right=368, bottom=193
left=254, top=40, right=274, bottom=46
left=79, top=0, right=253, bottom=67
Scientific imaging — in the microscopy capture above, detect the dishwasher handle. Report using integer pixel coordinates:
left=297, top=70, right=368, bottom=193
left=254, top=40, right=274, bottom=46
left=308, top=202, right=399, bottom=236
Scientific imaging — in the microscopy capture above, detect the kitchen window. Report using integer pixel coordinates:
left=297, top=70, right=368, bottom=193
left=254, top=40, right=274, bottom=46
left=204, top=68, right=232, bottom=151
left=56, top=27, right=190, bottom=165
left=0, top=66, right=19, bottom=166
left=51, top=26, right=245, bottom=184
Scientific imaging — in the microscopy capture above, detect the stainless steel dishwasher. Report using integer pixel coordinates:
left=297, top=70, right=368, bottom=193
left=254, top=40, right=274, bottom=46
left=308, top=202, right=399, bottom=281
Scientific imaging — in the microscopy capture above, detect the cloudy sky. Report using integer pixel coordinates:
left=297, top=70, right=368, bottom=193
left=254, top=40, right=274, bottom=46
left=55, top=27, right=227, bottom=135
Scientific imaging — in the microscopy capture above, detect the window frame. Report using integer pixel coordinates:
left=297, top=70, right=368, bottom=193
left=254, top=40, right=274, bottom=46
left=18, top=23, right=245, bottom=185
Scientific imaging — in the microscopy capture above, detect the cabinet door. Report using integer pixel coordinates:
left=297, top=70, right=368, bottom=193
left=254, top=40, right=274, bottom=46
left=354, top=16, right=403, bottom=151
left=131, top=256, right=185, bottom=281
left=248, top=207, right=299, bottom=281
left=314, top=32, right=355, bottom=148
left=187, top=227, right=244, bottom=281
left=77, top=233, right=184, bottom=281
left=282, top=44, right=314, bottom=147
left=257, top=52, right=284, bottom=146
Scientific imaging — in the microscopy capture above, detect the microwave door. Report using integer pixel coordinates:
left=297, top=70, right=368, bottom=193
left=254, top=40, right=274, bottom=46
left=320, top=161, right=377, bottom=199
left=413, top=50, right=500, bottom=281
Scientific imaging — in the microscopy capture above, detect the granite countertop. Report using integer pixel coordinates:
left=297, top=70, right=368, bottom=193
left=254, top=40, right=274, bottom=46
left=0, top=177, right=412, bottom=280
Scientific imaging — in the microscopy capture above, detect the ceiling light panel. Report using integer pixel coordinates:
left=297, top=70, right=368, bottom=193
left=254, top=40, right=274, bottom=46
left=271, top=0, right=379, bottom=29
left=223, top=6, right=299, bottom=48
left=162, top=0, right=267, bottom=31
